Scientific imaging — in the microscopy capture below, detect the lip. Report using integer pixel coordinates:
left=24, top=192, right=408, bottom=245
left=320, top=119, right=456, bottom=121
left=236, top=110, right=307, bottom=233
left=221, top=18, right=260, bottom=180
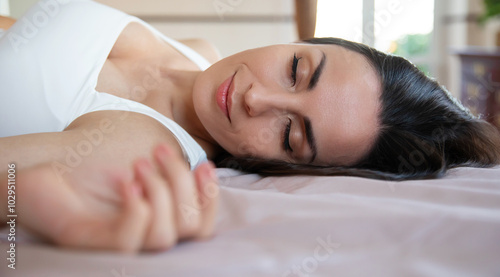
left=216, top=73, right=235, bottom=122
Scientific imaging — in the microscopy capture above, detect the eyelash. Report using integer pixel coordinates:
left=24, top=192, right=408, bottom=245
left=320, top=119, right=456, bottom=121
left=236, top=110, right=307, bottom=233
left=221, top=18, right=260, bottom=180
left=283, top=118, right=293, bottom=153
left=283, top=53, right=300, bottom=153
left=291, top=53, right=301, bottom=87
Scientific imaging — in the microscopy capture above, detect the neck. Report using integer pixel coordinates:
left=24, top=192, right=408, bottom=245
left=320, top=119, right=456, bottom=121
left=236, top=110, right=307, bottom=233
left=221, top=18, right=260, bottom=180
left=157, top=68, right=223, bottom=160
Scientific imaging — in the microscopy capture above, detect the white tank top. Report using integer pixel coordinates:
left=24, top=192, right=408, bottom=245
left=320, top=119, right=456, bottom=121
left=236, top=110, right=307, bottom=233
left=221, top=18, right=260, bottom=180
left=0, top=0, right=210, bottom=169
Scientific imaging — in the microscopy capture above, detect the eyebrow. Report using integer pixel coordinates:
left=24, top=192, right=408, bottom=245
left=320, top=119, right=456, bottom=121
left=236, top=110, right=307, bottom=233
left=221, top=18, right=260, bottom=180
left=307, top=51, right=326, bottom=91
left=304, top=116, right=317, bottom=164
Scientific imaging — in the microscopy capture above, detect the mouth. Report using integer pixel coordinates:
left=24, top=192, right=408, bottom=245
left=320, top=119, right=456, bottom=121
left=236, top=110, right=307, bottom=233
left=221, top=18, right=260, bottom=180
left=216, top=72, right=235, bottom=122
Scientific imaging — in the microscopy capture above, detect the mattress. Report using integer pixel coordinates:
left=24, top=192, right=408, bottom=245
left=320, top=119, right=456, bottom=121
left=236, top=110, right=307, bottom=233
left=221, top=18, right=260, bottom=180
left=1, top=165, right=500, bottom=277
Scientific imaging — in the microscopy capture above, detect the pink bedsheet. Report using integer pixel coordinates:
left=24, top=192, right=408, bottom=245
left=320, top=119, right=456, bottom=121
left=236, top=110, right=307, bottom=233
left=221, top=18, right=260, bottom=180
left=2, top=166, right=500, bottom=276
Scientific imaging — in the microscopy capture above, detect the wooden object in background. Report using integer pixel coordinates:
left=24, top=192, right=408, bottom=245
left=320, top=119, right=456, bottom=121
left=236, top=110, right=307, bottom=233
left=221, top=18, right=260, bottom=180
left=457, top=48, right=500, bottom=129
left=294, top=0, right=317, bottom=40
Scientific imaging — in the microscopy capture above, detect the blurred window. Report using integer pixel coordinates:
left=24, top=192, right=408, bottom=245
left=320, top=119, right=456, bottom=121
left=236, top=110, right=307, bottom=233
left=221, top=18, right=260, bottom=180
left=315, top=0, right=435, bottom=75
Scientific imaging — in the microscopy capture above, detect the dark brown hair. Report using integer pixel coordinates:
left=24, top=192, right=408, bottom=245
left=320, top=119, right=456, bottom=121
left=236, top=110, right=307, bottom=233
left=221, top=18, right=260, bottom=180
left=214, top=37, right=500, bottom=180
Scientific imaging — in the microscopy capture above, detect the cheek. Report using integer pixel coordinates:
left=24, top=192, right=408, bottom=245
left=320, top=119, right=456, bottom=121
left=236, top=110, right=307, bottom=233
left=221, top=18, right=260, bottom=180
left=193, top=70, right=213, bottom=107
left=227, top=118, right=282, bottom=158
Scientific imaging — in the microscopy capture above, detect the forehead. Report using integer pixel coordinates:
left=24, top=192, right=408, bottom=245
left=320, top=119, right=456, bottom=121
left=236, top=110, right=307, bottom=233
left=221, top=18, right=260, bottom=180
left=304, top=44, right=381, bottom=166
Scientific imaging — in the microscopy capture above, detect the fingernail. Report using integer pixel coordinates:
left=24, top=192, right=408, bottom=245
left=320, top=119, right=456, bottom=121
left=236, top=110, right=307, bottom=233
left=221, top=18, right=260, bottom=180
left=202, top=164, right=219, bottom=199
left=205, top=163, right=217, bottom=180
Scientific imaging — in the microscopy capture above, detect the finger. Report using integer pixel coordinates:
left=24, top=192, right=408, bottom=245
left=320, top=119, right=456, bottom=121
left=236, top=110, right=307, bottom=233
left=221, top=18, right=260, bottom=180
left=153, top=144, right=201, bottom=239
left=111, top=178, right=150, bottom=253
left=134, top=158, right=177, bottom=251
left=193, top=162, right=220, bottom=239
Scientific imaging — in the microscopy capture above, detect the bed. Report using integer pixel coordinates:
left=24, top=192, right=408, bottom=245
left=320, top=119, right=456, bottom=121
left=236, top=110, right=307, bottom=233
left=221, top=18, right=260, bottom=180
left=1, top=165, right=500, bottom=277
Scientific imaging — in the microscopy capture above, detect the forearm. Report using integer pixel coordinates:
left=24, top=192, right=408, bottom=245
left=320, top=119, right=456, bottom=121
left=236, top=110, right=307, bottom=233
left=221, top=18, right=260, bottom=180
left=0, top=133, right=72, bottom=172
left=0, top=163, right=76, bottom=239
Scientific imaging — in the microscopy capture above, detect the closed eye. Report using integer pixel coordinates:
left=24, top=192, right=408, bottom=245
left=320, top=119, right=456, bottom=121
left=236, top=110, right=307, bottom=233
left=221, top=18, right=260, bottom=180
left=283, top=118, right=293, bottom=152
left=290, top=53, right=301, bottom=87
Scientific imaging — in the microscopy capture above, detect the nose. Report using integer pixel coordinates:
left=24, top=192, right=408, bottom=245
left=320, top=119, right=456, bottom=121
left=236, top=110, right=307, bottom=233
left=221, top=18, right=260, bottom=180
left=243, top=83, right=298, bottom=117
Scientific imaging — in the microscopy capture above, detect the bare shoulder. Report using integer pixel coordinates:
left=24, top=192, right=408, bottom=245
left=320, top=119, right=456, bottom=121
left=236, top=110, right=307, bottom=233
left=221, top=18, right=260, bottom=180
left=64, top=110, right=186, bottom=167
left=178, top=38, right=222, bottom=64
left=0, top=16, right=16, bottom=30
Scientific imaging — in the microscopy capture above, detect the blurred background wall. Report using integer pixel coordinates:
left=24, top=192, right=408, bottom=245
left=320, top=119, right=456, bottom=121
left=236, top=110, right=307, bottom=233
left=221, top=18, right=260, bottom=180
left=4, top=0, right=296, bottom=58
left=95, top=0, right=296, bottom=58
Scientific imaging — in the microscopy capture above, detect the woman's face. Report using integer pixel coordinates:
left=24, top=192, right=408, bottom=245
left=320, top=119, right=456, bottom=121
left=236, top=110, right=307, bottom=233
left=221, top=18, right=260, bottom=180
left=193, top=43, right=381, bottom=166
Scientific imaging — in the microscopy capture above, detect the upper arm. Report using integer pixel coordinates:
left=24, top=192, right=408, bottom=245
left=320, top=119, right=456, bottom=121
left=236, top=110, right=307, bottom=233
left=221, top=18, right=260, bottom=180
left=178, top=38, right=222, bottom=64
left=0, top=111, right=185, bottom=173
left=0, top=16, right=16, bottom=30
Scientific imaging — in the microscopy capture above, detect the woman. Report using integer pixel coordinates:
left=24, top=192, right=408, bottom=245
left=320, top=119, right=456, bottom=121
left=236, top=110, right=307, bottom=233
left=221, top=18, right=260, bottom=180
left=1, top=0, right=499, bottom=253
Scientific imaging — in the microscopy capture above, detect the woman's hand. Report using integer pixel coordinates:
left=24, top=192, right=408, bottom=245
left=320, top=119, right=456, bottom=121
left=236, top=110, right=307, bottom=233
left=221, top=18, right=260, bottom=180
left=138, top=144, right=220, bottom=250
left=15, top=144, right=219, bottom=253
